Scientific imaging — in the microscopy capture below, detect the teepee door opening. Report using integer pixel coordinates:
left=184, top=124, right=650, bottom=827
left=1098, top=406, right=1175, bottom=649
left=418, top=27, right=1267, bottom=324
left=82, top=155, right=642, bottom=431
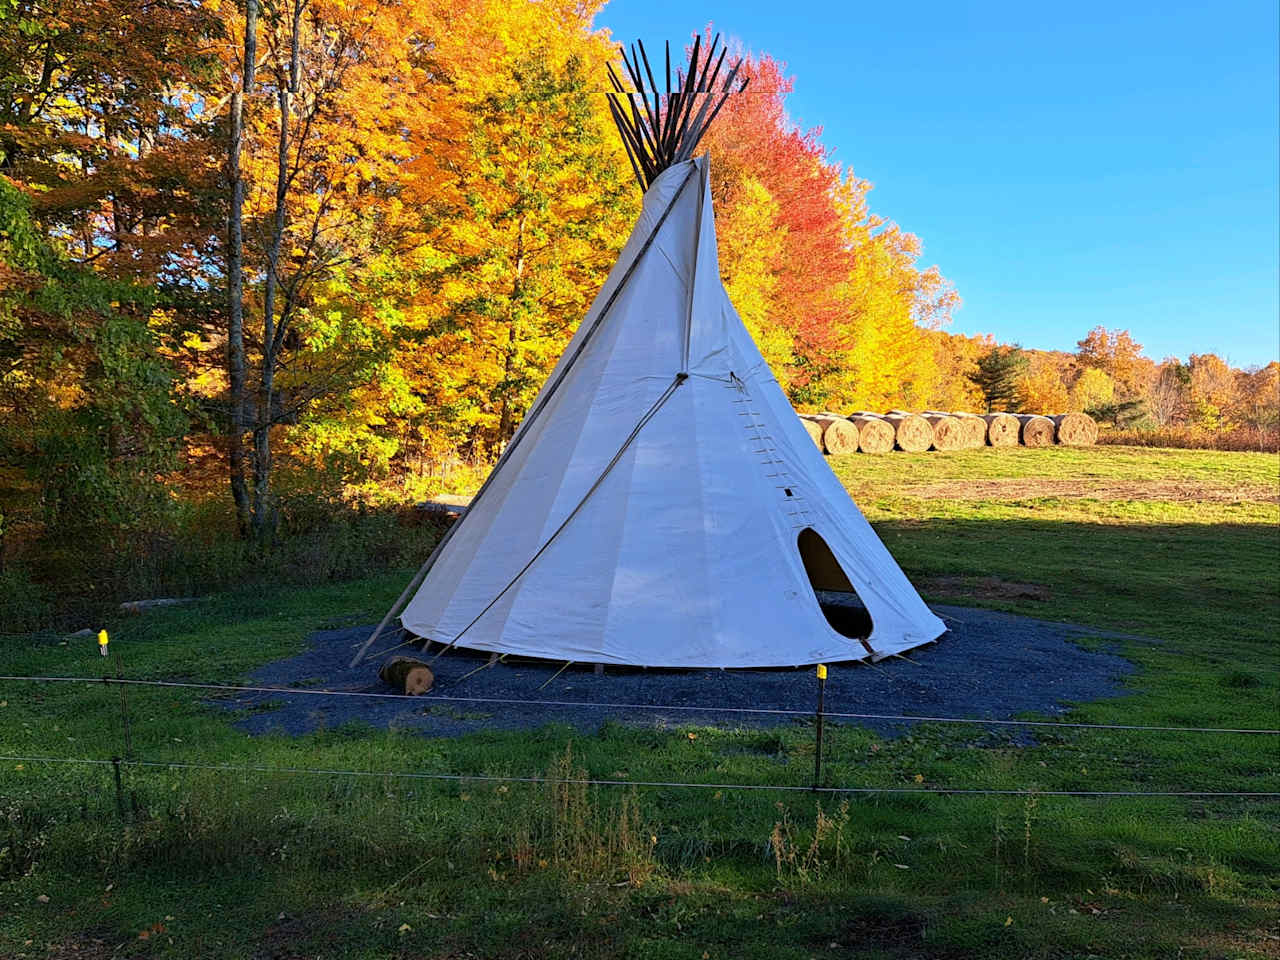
left=797, top=527, right=874, bottom=641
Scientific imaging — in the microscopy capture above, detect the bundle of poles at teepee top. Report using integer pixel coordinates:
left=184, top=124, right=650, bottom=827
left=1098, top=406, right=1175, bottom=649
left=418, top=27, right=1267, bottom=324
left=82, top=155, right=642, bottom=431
left=606, top=34, right=749, bottom=191
left=798, top=410, right=1098, bottom=454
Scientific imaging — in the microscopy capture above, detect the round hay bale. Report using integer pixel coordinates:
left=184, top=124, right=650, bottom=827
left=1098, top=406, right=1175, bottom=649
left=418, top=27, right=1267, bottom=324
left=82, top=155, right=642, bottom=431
left=1015, top=414, right=1055, bottom=447
left=849, top=415, right=894, bottom=453
left=922, top=413, right=965, bottom=451
left=1050, top=412, right=1098, bottom=446
left=883, top=412, right=933, bottom=453
left=810, top=414, right=860, bottom=455
left=799, top=415, right=825, bottom=449
left=981, top=412, right=1020, bottom=446
left=956, top=413, right=988, bottom=448
left=933, top=412, right=986, bottom=448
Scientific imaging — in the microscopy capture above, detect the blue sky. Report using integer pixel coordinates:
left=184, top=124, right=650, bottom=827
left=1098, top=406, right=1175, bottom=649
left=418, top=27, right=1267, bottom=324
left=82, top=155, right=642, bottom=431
left=593, top=0, right=1280, bottom=368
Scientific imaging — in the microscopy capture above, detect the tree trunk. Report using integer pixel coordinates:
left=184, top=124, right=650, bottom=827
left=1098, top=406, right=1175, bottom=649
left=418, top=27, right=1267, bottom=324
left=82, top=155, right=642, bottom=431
left=250, top=0, right=303, bottom=542
left=225, top=0, right=257, bottom=537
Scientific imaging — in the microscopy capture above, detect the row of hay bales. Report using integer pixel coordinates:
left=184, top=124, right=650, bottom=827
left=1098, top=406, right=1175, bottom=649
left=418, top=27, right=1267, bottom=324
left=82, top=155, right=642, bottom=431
left=798, top=410, right=1098, bottom=454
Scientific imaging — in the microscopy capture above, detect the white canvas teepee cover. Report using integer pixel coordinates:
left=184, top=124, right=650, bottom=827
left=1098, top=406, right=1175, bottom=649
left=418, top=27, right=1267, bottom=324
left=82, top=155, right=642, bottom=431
left=399, top=157, right=945, bottom=666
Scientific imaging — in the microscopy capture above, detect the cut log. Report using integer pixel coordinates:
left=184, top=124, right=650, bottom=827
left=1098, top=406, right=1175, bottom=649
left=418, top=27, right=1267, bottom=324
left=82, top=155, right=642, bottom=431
left=799, top=416, right=824, bottom=449
left=1050, top=412, right=1098, bottom=446
left=809, top=414, right=859, bottom=454
left=921, top=414, right=965, bottom=451
left=1015, top=414, right=1055, bottom=447
left=378, top=656, right=435, bottom=695
left=981, top=412, right=1020, bottom=447
left=882, top=412, right=933, bottom=453
left=849, top=415, right=894, bottom=454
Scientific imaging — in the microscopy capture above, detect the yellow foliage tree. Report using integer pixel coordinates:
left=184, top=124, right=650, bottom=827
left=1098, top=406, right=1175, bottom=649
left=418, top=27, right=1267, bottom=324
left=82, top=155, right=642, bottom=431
left=1069, top=367, right=1114, bottom=412
left=1019, top=357, right=1069, bottom=413
left=715, top=174, right=793, bottom=381
left=387, top=0, right=634, bottom=473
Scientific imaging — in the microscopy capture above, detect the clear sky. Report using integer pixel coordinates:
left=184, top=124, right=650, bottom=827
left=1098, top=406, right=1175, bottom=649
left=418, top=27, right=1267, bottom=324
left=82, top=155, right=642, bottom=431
left=592, top=0, right=1280, bottom=368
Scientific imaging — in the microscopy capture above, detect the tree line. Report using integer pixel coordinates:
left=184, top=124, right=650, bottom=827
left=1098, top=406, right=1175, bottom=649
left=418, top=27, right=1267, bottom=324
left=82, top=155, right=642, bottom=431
left=1, top=0, right=1275, bottom=620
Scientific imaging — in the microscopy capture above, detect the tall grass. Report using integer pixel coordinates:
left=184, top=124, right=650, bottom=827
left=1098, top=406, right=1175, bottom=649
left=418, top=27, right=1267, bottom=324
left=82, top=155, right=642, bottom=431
left=1098, top=423, right=1280, bottom=452
left=2, top=497, right=439, bottom=632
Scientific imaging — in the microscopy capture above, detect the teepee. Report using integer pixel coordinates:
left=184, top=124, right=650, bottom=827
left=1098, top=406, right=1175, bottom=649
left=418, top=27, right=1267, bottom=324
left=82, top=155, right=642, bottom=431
left=353, top=37, right=945, bottom=669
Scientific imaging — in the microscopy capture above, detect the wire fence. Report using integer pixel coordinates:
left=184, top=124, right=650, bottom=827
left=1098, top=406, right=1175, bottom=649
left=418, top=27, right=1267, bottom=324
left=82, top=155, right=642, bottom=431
left=2, top=754, right=1277, bottom=799
left=2, top=674, right=1277, bottom=736
left=2, top=669, right=1278, bottom=804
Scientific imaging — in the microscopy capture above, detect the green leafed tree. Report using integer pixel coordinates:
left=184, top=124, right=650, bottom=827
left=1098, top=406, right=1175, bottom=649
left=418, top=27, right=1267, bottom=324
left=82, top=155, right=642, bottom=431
left=0, top=177, right=186, bottom=571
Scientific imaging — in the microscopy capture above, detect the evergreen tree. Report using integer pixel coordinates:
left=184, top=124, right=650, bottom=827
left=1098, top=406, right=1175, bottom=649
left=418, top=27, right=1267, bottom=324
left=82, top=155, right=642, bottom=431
left=968, top=346, right=1028, bottom=412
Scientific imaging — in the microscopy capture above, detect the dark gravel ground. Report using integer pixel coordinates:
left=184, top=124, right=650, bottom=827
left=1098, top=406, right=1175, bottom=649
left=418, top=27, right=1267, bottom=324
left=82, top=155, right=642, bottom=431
left=214, top=604, right=1141, bottom=739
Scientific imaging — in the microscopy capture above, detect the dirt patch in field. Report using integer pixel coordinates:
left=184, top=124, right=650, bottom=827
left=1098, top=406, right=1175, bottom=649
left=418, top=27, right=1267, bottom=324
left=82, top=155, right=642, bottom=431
left=919, top=575, right=1051, bottom=603
left=1188, top=928, right=1280, bottom=959
left=900, top=478, right=1278, bottom=503
left=253, top=909, right=363, bottom=960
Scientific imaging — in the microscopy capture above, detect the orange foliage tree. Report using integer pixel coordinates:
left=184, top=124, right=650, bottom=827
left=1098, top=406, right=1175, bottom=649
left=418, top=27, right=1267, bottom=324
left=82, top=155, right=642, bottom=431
left=386, top=0, right=634, bottom=472
left=702, top=47, right=955, bottom=412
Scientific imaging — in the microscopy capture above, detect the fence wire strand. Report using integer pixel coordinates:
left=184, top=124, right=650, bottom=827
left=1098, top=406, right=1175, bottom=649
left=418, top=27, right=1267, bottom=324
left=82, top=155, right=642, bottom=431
left=0, top=674, right=1275, bottom=736
left=2, top=754, right=1276, bottom=799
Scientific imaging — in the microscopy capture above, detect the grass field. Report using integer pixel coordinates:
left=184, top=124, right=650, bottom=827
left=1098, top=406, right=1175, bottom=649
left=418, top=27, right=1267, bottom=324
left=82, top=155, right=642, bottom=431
left=1, top=446, right=1277, bottom=959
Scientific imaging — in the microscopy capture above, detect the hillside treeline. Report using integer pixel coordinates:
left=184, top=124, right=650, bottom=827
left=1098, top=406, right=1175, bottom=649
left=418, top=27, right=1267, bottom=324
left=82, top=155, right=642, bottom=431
left=1, top=0, right=1275, bottom=624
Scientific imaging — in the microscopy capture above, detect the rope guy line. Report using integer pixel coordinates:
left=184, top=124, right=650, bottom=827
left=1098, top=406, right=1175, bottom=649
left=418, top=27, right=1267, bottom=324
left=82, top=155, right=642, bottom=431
left=1, top=674, right=1276, bottom=736
left=2, top=755, right=1276, bottom=800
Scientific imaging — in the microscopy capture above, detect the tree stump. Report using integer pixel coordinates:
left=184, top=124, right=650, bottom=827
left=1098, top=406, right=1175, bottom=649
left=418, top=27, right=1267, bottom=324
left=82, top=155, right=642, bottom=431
left=379, top=656, right=435, bottom=695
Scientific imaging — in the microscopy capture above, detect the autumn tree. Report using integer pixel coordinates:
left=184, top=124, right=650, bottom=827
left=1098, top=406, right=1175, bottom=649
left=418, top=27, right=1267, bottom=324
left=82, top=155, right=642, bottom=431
left=1234, top=362, right=1280, bottom=429
left=1148, top=360, right=1189, bottom=426
left=217, top=0, right=456, bottom=536
left=0, top=178, right=186, bottom=559
left=703, top=47, right=954, bottom=411
left=0, top=0, right=222, bottom=281
left=1069, top=366, right=1114, bottom=412
left=1187, top=352, right=1237, bottom=430
left=1076, top=326, right=1148, bottom=398
left=701, top=50, right=854, bottom=406
left=402, top=49, right=632, bottom=457
left=714, top=173, right=791, bottom=377
left=1019, top=355, right=1069, bottom=413
left=926, top=330, right=989, bottom=411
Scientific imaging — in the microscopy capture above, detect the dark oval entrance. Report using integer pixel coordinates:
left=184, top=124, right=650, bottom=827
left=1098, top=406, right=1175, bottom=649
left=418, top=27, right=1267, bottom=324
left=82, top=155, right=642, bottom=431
left=797, top=527, right=873, bottom=641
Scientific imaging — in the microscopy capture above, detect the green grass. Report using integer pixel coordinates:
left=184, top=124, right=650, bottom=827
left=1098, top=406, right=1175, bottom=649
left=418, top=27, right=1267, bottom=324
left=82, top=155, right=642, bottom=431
left=1, top=446, right=1277, bottom=958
